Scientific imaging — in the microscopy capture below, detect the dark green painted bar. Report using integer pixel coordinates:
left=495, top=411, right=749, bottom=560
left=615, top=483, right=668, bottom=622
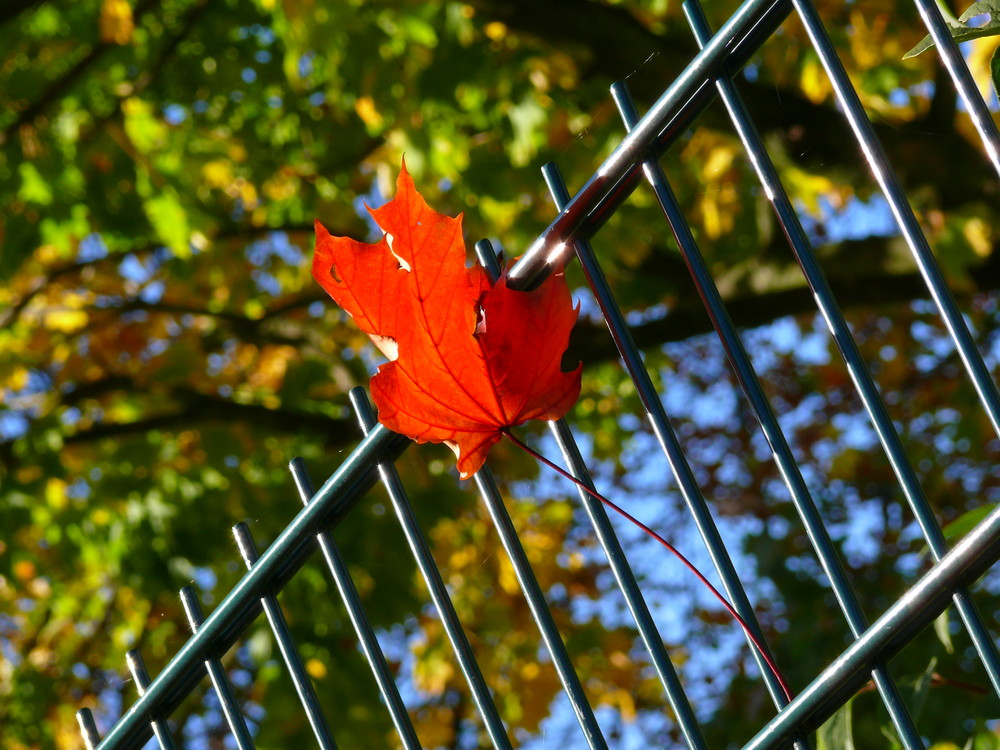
left=178, top=585, right=257, bottom=750
left=746, top=502, right=1000, bottom=749
left=90, top=425, right=408, bottom=749
left=506, top=0, right=792, bottom=290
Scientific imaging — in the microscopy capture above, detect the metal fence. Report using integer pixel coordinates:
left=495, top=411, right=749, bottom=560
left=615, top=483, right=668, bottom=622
left=76, top=0, right=1000, bottom=747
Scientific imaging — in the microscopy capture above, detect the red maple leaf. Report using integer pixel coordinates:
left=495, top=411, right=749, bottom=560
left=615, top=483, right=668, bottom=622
left=313, top=162, right=581, bottom=477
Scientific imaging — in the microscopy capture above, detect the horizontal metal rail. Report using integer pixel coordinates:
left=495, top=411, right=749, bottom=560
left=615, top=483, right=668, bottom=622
left=506, top=0, right=793, bottom=290
left=86, top=425, right=409, bottom=749
left=746, top=502, right=1000, bottom=748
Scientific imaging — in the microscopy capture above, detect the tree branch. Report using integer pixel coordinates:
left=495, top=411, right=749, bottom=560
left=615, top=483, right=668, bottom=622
left=61, top=390, right=356, bottom=449
left=2, top=0, right=163, bottom=140
left=566, top=237, right=1000, bottom=365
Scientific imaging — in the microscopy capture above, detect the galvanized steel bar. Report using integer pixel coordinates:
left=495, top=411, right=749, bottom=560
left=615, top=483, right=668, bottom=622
left=94, top=424, right=408, bottom=749
left=793, top=0, right=1000, bottom=698
left=909, top=0, right=1000, bottom=176
left=506, top=0, right=793, bottom=291
left=288, top=458, right=424, bottom=750
left=125, top=650, right=176, bottom=750
left=475, top=239, right=708, bottom=749
left=76, top=707, right=101, bottom=750
left=540, top=164, right=803, bottom=745
left=348, top=389, right=513, bottom=750
left=232, top=523, right=338, bottom=750
left=745, top=502, right=1000, bottom=749
left=179, top=586, right=257, bottom=750
left=472, top=465, right=608, bottom=749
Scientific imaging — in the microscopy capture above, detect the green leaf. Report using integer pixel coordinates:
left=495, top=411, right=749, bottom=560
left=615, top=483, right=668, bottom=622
left=934, top=608, right=954, bottom=654
left=817, top=696, right=855, bottom=750
left=991, top=44, right=1000, bottom=97
left=144, top=188, right=191, bottom=258
left=942, top=503, right=997, bottom=542
left=912, top=656, right=938, bottom=722
left=919, top=503, right=997, bottom=558
left=904, top=0, right=1000, bottom=58
left=18, top=163, right=53, bottom=206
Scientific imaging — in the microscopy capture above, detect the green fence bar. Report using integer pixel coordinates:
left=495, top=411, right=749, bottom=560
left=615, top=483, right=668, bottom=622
left=348, top=390, right=513, bottom=750
left=746, top=502, right=1000, bottom=748
left=232, top=523, right=338, bottom=750
left=288, top=458, right=424, bottom=750
left=178, top=586, right=257, bottom=750
left=125, top=650, right=177, bottom=750
left=89, top=424, right=408, bottom=749
left=73, top=3, right=1000, bottom=745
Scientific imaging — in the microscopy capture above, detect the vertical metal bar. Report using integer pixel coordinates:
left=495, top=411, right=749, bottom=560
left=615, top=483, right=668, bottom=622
left=348, top=388, right=514, bottom=750
left=909, top=0, right=1000, bottom=176
left=232, top=523, right=338, bottom=750
left=540, top=165, right=807, bottom=748
left=475, top=238, right=707, bottom=748
left=472, top=464, right=608, bottom=749
left=125, top=650, right=176, bottom=750
left=792, top=0, right=1000, bottom=440
left=288, top=458, right=424, bottom=750
left=792, top=0, right=1000, bottom=699
left=612, top=60, right=924, bottom=750
left=76, top=707, right=101, bottom=750
left=179, top=586, right=257, bottom=750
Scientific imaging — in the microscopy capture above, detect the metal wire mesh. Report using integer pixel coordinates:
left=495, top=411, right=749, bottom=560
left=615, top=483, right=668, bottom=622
left=76, top=0, right=1000, bottom=747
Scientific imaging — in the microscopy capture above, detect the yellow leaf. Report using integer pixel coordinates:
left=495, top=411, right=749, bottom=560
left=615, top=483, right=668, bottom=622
left=45, top=478, right=68, bottom=510
left=44, top=310, right=88, bottom=333
left=783, top=165, right=837, bottom=215
left=354, top=96, right=383, bottom=129
left=599, top=687, right=637, bottom=722
left=202, top=159, right=234, bottom=189
left=414, top=706, right=456, bottom=749
left=964, top=216, right=993, bottom=258
left=800, top=59, right=831, bottom=105
left=3, top=366, right=29, bottom=392
left=702, top=144, right=736, bottom=179
left=484, top=21, right=507, bottom=41
left=100, top=0, right=134, bottom=45
left=249, top=345, right=295, bottom=390
left=497, top=554, right=520, bottom=595
left=36, top=244, right=60, bottom=265
left=969, top=36, right=1000, bottom=104
left=305, top=658, right=327, bottom=679
left=237, top=180, right=258, bottom=209
left=699, top=192, right=724, bottom=239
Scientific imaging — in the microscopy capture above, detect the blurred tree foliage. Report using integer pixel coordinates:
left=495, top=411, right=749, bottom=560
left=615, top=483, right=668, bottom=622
left=1, top=0, right=999, bottom=748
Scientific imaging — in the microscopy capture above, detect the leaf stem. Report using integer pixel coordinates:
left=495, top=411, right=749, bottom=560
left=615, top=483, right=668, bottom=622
left=500, top=427, right=792, bottom=702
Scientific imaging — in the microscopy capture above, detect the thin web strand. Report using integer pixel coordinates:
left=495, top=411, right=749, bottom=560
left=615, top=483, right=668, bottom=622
left=500, top=428, right=793, bottom=702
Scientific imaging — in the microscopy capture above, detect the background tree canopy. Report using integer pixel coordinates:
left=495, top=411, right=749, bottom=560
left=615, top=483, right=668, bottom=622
left=2, top=0, right=999, bottom=747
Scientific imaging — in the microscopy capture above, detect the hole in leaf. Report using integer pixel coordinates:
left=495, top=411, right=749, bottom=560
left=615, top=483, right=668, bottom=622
left=474, top=302, right=486, bottom=336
